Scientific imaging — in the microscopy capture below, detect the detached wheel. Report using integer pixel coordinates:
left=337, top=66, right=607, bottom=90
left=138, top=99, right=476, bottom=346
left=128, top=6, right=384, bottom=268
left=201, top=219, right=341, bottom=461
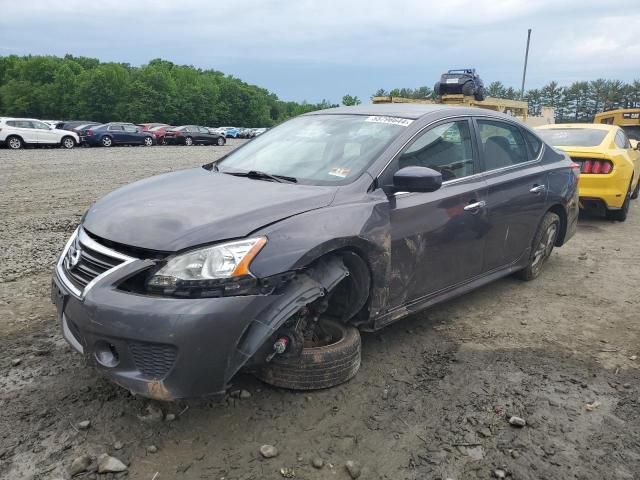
left=61, top=136, right=75, bottom=149
left=256, top=319, right=361, bottom=390
left=216, top=136, right=225, bottom=146
left=184, top=136, right=193, bottom=146
left=517, top=212, right=560, bottom=281
left=7, top=135, right=23, bottom=149
left=101, top=136, right=113, bottom=147
left=143, top=136, right=153, bottom=147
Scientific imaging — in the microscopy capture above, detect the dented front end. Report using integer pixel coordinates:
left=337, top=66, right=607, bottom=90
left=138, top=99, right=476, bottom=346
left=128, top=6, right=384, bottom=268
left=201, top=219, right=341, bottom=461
left=52, top=248, right=349, bottom=401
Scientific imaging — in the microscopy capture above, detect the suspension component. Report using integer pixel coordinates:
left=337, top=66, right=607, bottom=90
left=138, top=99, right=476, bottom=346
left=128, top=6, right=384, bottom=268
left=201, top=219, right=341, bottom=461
left=266, top=336, right=289, bottom=362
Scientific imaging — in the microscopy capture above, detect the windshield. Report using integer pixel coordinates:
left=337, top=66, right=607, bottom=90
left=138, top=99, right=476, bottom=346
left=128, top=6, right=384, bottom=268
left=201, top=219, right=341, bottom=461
left=217, top=114, right=411, bottom=185
left=622, top=126, right=640, bottom=141
left=537, top=128, right=608, bottom=147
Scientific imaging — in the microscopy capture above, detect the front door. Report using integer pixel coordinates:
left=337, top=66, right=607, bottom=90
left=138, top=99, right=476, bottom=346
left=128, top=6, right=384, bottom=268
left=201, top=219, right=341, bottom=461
left=475, top=118, right=549, bottom=271
left=381, top=118, right=489, bottom=309
left=31, top=120, right=59, bottom=144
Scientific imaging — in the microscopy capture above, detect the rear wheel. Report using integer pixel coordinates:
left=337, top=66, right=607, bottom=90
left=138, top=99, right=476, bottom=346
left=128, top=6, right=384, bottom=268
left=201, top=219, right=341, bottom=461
left=216, top=136, right=225, bottom=146
left=101, top=136, right=113, bottom=147
left=606, top=184, right=631, bottom=222
left=143, top=136, right=153, bottom=147
left=255, top=318, right=361, bottom=390
left=517, top=212, right=560, bottom=281
left=462, top=81, right=474, bottom=97
left=184, top=136, right=193, bottom=146
left=7, top=135, right=23, bottom=149
left=61, top=136, right=75, bottom=149
left=475, top=86, right=486, bottom=101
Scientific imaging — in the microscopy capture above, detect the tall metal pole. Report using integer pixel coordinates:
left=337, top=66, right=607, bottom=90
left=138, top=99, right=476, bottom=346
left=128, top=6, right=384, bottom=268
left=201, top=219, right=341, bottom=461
left=520, top=28, right=532, bottom=99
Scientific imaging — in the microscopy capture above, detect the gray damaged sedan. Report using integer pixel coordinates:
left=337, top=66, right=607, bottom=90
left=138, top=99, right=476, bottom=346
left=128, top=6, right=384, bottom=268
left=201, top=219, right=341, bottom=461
left=52, top=104, right=579, bottom=400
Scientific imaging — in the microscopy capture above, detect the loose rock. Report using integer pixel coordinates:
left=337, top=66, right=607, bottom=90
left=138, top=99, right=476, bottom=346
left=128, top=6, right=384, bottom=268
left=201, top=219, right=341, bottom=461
left=478, top=427, right=492, bottom=438
left=312, top=457, right=324, bottom=469
left=345, top=460, right=362, bottom=479
left=240, top=389, right=251, bottom=399
left=165, top=413, right=176, bottom=422
left=280, top=467, right=295, bottom=478
left=508, top=416, right=526, bottom=427
left=147, top=445, right=158, bottom=454
left=259, top=444, right=279, bottom=458
left=69, top=455, right=91, bottom=476
left=77, top=420, right=91, bottom=430
left=11, top=358, right=22, bottom=367
left=494, top=468, right=506, bottom=479
left=97, top=453, right=127, bottom=473
left=113, top=441, right=123, bottom=450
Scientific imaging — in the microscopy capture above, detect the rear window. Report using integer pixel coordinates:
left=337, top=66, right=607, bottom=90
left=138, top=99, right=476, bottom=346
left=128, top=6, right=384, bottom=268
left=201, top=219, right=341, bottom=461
left=524, top=130, right=543, bottom=157
left=537, top=128, right=608, bottom=147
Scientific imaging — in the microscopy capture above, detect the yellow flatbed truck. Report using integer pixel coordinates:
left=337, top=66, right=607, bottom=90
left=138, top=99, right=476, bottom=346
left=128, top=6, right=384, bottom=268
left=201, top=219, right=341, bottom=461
left=372, top=94, right=554, bottom=127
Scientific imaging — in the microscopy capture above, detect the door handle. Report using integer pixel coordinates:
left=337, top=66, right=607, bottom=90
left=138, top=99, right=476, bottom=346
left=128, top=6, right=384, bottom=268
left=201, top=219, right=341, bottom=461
left=530, top=184, right=546, bottom=194
left=463, top=200, right=486, bottom=213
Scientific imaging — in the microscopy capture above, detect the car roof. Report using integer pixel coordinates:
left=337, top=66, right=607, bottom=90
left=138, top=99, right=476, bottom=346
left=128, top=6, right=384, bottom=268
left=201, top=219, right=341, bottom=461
left=536, top=123, right=618, bottom=131
left=303, top=104, right=515, bottom=121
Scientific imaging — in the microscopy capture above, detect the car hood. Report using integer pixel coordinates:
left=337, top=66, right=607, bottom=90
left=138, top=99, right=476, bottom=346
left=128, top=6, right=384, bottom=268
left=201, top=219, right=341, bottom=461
left=82, top=168, right=336, bottom=251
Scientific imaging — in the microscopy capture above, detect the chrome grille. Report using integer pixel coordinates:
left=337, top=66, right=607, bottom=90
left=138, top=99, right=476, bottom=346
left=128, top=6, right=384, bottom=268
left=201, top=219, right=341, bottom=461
left=57, top=228, right=134, bottom=297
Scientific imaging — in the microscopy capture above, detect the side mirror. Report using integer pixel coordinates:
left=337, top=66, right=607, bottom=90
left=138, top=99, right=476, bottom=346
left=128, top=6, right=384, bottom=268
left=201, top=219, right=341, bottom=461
left=392, top=166, right=443, bottom=193
left=630, top=139, right=639, bottom=150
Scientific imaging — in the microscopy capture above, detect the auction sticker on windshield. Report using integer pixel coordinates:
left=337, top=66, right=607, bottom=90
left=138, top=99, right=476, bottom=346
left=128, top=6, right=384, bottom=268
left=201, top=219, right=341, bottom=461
left=328, top=167, right=351, bottom=178
left=365, top=116, right=413, bottom=127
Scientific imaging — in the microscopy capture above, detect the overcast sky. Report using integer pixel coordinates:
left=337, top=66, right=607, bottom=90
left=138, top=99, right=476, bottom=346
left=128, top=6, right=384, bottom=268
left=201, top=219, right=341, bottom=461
left=1, top=0, right=639, bottom=103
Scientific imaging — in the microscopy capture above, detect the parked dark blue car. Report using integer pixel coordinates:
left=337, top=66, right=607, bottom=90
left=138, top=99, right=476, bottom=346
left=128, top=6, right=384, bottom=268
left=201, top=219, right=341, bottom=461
left=84, top=123, right=155, bottom=147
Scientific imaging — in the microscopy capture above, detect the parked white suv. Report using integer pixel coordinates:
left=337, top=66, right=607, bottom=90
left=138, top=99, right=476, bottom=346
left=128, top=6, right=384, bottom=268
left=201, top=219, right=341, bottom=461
left=0, top=118, right=79, bottom=149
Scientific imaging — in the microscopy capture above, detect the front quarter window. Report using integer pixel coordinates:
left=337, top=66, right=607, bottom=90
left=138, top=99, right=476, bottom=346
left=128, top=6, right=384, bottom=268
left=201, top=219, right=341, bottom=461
left=217, top=114, right=410, bottom=185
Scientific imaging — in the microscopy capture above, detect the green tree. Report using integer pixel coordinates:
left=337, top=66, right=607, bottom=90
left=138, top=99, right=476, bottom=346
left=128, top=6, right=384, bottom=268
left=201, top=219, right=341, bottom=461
left=342, top=94, right=361, bottom=106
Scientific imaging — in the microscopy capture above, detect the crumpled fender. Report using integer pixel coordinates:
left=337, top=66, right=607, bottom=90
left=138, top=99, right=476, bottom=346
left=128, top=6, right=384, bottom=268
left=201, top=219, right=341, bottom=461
left=225, top=256, right=348, bottom=380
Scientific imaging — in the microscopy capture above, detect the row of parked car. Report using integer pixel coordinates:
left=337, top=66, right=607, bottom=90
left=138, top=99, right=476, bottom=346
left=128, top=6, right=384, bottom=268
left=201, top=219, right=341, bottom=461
left=0, top=117, right=268, bottom=149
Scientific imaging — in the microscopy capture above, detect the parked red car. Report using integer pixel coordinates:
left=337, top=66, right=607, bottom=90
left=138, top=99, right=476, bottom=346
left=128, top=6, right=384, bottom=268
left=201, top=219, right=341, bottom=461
left=148, top=125, right=174, bottom=145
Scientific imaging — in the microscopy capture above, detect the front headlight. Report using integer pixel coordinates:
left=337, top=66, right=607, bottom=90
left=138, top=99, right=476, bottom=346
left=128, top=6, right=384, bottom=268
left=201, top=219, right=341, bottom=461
left=147, top=237, right=267, bottom=295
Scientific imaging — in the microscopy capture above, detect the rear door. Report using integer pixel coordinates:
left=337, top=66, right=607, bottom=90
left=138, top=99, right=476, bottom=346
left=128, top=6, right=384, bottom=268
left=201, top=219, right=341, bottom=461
left=198, top=126, right=213, bottom=144
left=475, top=118, right=548, bottom=271
left=108, top=125, right=125, bottom=143
left=382, top=118, right=489, bottom=309
left=123, top=124, right=141, bottom=143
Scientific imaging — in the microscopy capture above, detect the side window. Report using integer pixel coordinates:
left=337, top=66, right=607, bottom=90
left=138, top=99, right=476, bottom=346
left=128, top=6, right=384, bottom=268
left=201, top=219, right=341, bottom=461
left=6, top=120, right=16, bottom=127
left=200, top=127, right=209, bottom=133
left=524, top=130, right=543, bottom=158
left=30, top=120, right=50, bottom=130
left=615, top=130, right=630, bottom=149
left=123, top=125, right=137, bottom=133
left=109, top=125, right=124, bottom=131
left=384, top=120, right=475, bottom=183
left=477, top=119, right=529, bottom=170
left=17, top=120, right=33, bottom=128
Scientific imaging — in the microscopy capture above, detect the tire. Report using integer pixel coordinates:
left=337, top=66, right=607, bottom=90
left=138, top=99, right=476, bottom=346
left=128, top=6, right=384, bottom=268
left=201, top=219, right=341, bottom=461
left=475, top=86, right=486, bottom=101
left=6, top=135, right=23, bottom=149
left=184, top=136, right=193, bottom=146
left=434, top=81, right=441, bottom=96
left=61, top=136, right=75, bottom=149
left=516, top=212, right=560, bottom=281
left=101, top=136, right=113, bottom=147
left=255, top=319, right=361, bottom=390
left=606, top=184, right=631, bottom=222
left=216, top=136, right=225, bottom=146
left=462, top=81, right=474, bottom=97
left=631, top=176, right=639, bottom=200
left=143, top=136, right=153, bottom=147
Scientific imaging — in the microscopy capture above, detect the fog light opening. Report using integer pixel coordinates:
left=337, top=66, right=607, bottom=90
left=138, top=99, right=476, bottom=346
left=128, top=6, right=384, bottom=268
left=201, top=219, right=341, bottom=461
left=95, top=340, right=120, bottom=368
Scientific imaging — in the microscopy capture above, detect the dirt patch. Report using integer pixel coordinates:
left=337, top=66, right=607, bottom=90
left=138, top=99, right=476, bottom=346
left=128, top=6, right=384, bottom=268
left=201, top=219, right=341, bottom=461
left=1, top=144, right=639, bottom=479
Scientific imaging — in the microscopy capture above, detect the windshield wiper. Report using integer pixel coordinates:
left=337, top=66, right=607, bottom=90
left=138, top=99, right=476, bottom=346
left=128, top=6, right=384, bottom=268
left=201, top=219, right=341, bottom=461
left=224, top=170, right=297, bottom=183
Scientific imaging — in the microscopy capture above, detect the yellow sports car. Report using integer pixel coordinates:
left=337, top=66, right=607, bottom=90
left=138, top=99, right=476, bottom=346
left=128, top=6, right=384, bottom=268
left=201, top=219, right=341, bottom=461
left=536, top=124, right=640, bottom=221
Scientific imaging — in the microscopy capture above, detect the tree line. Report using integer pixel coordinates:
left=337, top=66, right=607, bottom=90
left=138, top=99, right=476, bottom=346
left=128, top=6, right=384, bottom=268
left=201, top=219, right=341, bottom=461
left=0, top=55, right=338, bottom=127
left=372, top=79, right=640, bottom=122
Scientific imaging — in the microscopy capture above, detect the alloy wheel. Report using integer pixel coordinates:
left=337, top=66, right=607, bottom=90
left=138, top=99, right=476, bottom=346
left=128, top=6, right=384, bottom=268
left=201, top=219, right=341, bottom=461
left=144, top=137, right=153, bottom=146
left=62, top=137, right=75, bottom=149
left=8, top=137, right=22, bottom=149
left=531, top=223, right=558, bottom=274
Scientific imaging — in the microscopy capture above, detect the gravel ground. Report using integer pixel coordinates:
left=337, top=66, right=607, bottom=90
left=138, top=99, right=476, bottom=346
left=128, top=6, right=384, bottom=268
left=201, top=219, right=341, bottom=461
left=0, top=143, right=639, bottom=480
